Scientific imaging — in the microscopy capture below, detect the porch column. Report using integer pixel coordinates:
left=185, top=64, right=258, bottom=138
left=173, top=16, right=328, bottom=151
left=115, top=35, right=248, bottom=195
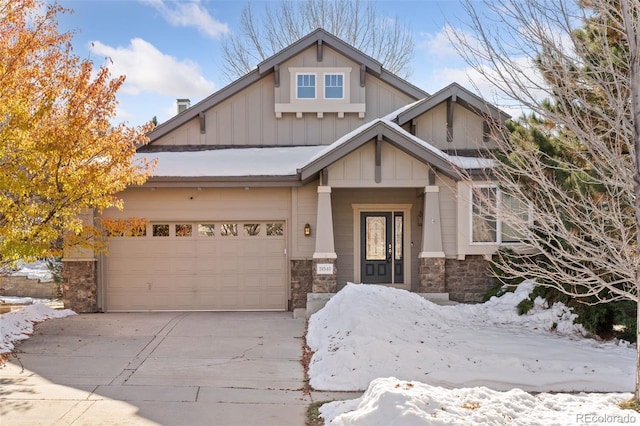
left=418, top=186, right=446, bottom=293
left=312, top=186, right=337, bottom=293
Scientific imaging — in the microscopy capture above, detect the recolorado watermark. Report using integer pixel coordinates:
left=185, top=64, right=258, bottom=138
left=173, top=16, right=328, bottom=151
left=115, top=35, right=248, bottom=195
left=576, top=413, right=637, bottom=424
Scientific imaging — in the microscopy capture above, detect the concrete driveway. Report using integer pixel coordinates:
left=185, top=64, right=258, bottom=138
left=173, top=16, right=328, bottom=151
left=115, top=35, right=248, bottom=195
left=1, top=312, right=310, bottom=425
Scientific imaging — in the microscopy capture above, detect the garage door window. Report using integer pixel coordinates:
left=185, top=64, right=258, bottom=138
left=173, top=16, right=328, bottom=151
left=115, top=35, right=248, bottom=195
left=267, top=223, right=284, bottom=236
left=153, top=224, right=170, bottom=237
left=220, top=223, right=238, bottom=236
left=244, top=223, right=260, bottom=236
left=198, top=224, right=215, bottom=236
left=176, top=224, right=192, bottom=237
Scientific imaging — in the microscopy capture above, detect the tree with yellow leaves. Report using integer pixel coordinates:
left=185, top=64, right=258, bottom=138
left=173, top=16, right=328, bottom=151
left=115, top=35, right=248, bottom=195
left=0, top=0, right=155, bottom=265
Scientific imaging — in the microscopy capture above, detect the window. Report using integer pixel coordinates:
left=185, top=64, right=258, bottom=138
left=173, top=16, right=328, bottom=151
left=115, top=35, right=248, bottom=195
left=220, top=223, right=238, bottom=237
left=471, top=186, right=529, bottom=244
left=244, top=224, right=260, bottom=236
left=296, top=74, right=316, bottom=99
left=267, top=223, right=284, bottom=236
left=198, top=224, right=215, bottom=236
left=175, top=224, right=192, bottom=237
left=324, top=73, right=343, bottom=99
left=152, top=224, right=169, bottom=237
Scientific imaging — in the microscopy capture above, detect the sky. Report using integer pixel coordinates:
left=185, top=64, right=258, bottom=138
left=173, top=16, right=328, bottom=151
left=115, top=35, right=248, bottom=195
left=52, top=0, right=492, bottom=127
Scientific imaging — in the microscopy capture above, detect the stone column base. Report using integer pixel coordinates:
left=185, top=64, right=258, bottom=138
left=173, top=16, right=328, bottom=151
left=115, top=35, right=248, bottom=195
left=312, top=258, right=337, bottom=293
left=62, top=260, right=97, bottom=313
left=290, top=259, right=313, bottom=309
left=418, top=257, right=445, bottom=293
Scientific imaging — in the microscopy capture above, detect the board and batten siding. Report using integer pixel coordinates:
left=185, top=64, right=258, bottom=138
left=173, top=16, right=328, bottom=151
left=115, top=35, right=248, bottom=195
left=413, top=102, right=497, bottom=151
left=152, top=46, right=417, bottom=148
left=327, top=141, right=431, bottom=188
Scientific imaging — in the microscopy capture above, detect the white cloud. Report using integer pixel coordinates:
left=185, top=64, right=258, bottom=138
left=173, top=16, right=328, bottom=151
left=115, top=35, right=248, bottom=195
left=143, top=0, right=229, bottom=39
left=90, top=38, right=215, bottom=98
left=419, top=25, right=459, bottom=57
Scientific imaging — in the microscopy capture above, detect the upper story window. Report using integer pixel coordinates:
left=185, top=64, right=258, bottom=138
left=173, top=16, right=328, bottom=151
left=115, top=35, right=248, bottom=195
left=296, top=73, right=316, bottom=99
left=324, top=73, right=344, bottom=99
left=471, top=185, right=530, bottom=244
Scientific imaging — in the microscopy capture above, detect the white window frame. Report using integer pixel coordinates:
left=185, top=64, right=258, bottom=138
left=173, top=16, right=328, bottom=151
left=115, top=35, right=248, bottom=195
left=323, top=73, right=345, bottom=100
left=469, top=185, right=531, bottom=245
left=295, top=73, right=317, bottom=100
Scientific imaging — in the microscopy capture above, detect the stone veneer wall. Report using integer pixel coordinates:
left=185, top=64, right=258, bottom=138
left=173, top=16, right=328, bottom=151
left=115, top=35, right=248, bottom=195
left=311, top=258, right=337, bottom=293
left=62, top=260, right=97, bottom=313
left=290, top=259, right=312, bottom=309
left=418, top=257, right=445, bottom=293
left=445, top=255, right=495, bottom=303
left=0, top=276, right=60, bottom=299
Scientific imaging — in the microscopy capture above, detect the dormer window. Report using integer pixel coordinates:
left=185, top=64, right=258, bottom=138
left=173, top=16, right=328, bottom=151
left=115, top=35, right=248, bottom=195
left=324, top=74, right=344, bottom=99
left=297, top=73, right=316, bottom=99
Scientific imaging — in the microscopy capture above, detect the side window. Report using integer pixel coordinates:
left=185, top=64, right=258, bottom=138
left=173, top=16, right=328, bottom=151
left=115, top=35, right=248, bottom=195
left=296, top=73, right=316, bottom=99
left=324, top=73, right=343, bottom=99
left=471, top=187, right=497, bottom=243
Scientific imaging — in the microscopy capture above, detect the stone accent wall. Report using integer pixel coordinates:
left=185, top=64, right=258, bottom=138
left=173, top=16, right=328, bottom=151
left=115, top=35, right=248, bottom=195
left=445, top=256, right=495, bottom=303
left=312, top=258, right=337, bottom=293
left=0, top=276, right=59, bottom=299
left=290, top=259, right=312, bottom=309
left=418, top=257, right=446, bottom=293
left=62, top=260, right=97, bottom=313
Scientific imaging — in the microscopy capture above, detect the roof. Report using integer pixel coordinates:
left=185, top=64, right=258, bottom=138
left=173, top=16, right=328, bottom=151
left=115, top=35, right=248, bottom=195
left=395, top=82, right=510, bottom=125
left=146, top=28, right=428, bottom=144
left=137, top=103, right=495, bottom=186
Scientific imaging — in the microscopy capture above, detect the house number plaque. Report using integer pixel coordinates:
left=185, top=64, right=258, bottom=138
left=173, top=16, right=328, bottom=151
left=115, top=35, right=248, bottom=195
left=316, top=263, right=334, bottom=275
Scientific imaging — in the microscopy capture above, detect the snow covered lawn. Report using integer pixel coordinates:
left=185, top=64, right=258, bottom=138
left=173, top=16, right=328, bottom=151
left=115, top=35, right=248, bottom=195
left=307, top=283, right=637, bottom=425
left=0, top=304, right=75, bottom=354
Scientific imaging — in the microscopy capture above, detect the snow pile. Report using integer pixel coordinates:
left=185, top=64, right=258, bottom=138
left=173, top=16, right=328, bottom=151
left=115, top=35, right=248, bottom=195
left=321, top=377, right=637, bottom=426
left=6, top=259, right=54, bottom=282
left=307, top=283, right=635, bottom=392
left=0, top=304, right=76, bottom=354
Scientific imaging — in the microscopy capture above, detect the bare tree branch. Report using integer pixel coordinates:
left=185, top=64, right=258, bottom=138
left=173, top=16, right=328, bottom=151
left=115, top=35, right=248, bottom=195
left=220, top=0, right=414, bottom=81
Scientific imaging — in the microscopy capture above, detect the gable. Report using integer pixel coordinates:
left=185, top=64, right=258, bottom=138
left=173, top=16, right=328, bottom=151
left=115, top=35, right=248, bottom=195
left=327, top=140, right=431, bottom=187
left=145, top=44, right=420, bottom=149
left=413, top=101, right=493, bottom=152
left=144, top=29, right=427, bottom=151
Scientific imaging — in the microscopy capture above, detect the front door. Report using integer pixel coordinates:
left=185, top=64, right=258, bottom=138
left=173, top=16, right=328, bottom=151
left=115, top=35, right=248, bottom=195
left=360, top=212, right=404, bottom=284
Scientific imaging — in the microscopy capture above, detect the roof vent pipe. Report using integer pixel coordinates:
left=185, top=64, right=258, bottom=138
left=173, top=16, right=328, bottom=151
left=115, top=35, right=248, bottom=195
left=177, top=98, right=191, bottom=114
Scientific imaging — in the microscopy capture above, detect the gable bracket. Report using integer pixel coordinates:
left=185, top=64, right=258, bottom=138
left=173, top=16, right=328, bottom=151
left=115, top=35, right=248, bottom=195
left=375, top=132, right=383, bottom=183
left=446, top=97, right=455, bottom=143
left=360, top=64, right=366, bottom=87
left=274, top=65, right=280, bottom=87
left=199, top=112, right=206, bottom=134
left=317, top=39, right=323, bottom=62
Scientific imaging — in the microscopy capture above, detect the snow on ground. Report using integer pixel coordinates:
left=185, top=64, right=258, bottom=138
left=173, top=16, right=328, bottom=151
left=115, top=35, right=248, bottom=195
left=0, top=304, right=75, bottom=354
left=5, top=259, right=54, bottom=282
left=321, top=378, right=637, bottom=426
left=308, top=282, right=637, bottom=425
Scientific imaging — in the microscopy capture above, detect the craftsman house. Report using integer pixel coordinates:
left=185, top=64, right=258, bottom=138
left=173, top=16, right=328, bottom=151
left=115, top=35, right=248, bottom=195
left=62, top=29, right=514, bottom=314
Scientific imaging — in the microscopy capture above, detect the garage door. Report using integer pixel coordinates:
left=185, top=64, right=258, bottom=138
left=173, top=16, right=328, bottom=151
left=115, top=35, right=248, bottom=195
left=105, top=221, right=286, bottom=311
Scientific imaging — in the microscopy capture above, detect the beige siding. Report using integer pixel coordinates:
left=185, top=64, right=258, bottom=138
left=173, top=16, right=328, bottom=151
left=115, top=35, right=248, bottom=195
left=328, top=141, right=431, bottom=187
left=291, top=182, right=319, bottom=258
left=152, top=46, right=417, bottom=148
left=414, top=102, right=497, bottom=151
left=437, top=175, right=458, bottom=256
left=331, top=188, right=422, bottom=290
left=102, top=187, right=291, bottom=222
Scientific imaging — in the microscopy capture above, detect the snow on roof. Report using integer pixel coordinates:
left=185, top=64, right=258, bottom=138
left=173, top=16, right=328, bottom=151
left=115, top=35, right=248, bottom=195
left=138, top=102, right=494, bottom=179
left=137, top=146, right=325, bottom=177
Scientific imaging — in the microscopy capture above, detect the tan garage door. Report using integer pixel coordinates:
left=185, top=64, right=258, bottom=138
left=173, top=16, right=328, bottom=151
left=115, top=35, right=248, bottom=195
left=105, top=221, right=286, bottom=311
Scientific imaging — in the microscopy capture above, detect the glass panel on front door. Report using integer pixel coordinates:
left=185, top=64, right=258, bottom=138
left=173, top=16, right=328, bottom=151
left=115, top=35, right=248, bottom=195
left=361, top=212, right=404, bottom=284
